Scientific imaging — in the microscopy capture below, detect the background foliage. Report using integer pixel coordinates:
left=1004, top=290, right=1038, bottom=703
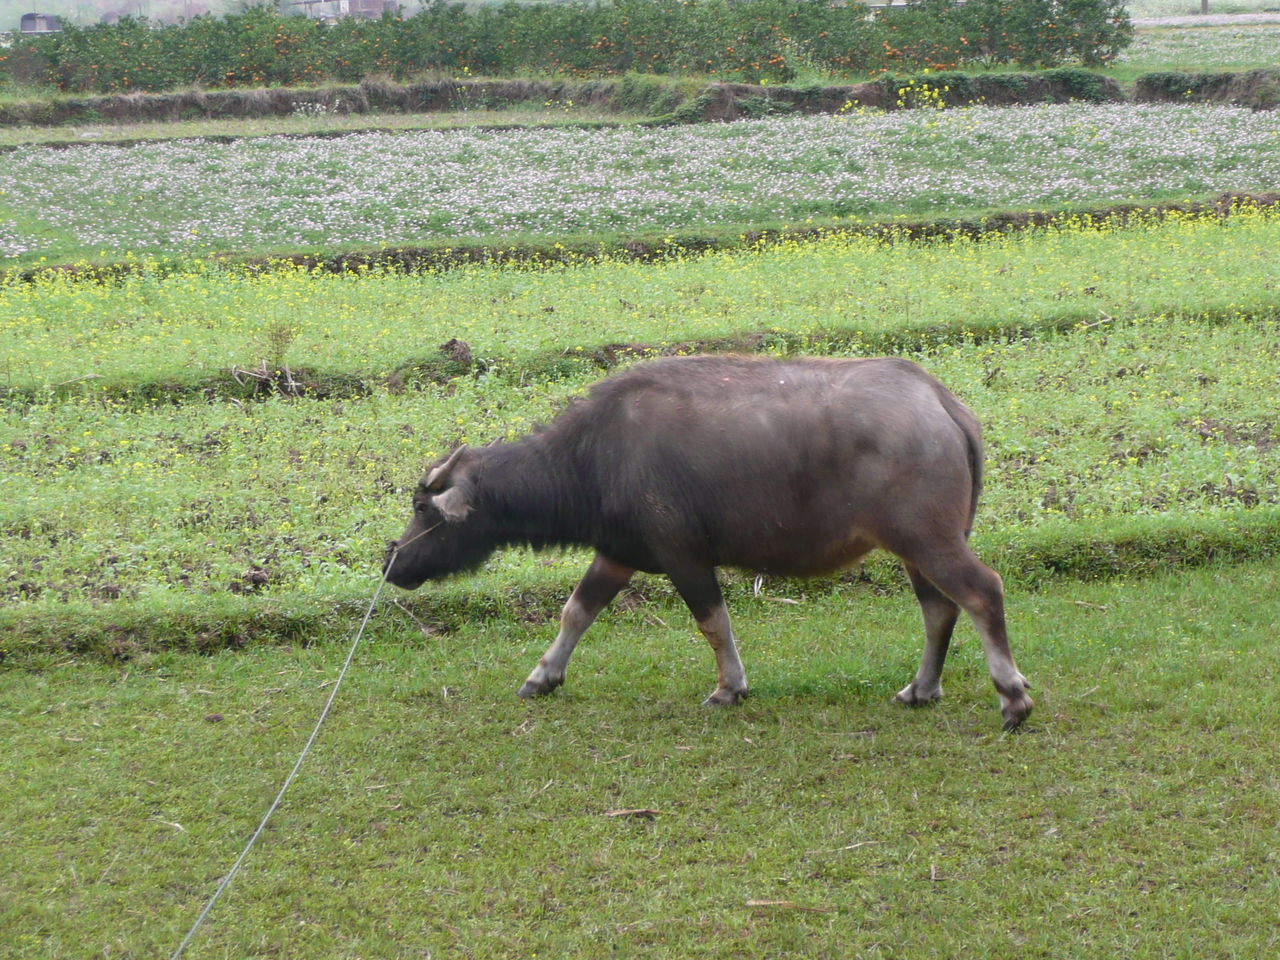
left=1, top=0, right=1134, bottom=92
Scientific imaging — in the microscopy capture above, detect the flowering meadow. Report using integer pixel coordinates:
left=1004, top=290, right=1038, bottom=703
left=1126, top=0, right=1276, bottom=12
left=4, top=102, right=1280, bottom=265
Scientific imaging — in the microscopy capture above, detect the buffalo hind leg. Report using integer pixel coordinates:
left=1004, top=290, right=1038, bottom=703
left=518, top=553, right=634, bottom=698
left=666, top=565, right=748, bottom=706
left=895, top=562, right=960, bottom=708
left=913, top=546, right=1032, bottom=731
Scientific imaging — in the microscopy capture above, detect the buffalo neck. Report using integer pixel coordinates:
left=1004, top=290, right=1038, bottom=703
left=476, top=435, right=598, bottom=549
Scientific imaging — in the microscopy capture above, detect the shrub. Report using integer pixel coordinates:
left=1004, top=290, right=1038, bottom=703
left=946, top=0, right=1133, bottom=69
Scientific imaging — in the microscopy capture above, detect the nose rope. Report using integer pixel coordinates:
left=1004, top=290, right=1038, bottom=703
left=170, top=521, right=442, bottom=960
left=394, top=519, right=444, bottom=552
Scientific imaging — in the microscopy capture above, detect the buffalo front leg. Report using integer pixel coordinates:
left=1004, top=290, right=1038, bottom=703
left=895, top=562, right=960, bottom=708
left=518, top=553, right=634, bottom=698
left=666, top=565, right=748, bottom=706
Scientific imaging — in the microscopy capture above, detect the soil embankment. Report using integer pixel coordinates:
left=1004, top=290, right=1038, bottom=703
left=1134, top=69, right=1280, bottom=110
left=0, top=73, right=1116, bottom=128
left=3, top=67, right=1277, bottom=131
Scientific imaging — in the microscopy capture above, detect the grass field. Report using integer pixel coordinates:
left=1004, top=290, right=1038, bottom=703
left=5, top=206, right=1278, bottom=392
left=3, top=14, right=1280, bottom=958
left=1126, top=0, right=1279, bottom=15
left=1120, top=22, right=1280, bottom=71
left=0, top=100, right=630, bottom=148
left=3, top=558, right=1279, bottom=958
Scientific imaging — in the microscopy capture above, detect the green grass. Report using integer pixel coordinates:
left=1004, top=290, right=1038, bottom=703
left=4, top=33, right=1280, bottom=953
left=4, top=207, right=1278, bottom=393
left=1112, top=23, right=1280, bottom=80
left=2, top=557, right=1278, bottom=958
left=4, top=318, right=1279, bottom=654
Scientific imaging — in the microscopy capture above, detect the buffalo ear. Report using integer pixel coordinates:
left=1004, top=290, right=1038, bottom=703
left=425, top=445, right=469, bottom=492
left=432, top=485, right=473, bottom=522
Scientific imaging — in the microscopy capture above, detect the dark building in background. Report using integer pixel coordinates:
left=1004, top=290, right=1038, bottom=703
left=20, top=11, right=63, bottom=33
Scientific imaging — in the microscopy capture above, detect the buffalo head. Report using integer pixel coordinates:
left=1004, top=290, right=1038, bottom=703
left=383, top=446, right=497, bottom=589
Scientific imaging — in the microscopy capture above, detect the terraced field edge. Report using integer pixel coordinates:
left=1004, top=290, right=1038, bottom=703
left=4, top=508, right=1279, bottom=665
left=3, top=68, right=1277, bottom=132
left=6, top=192, right=1278, bottom=290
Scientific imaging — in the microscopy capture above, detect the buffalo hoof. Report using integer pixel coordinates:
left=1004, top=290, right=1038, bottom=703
left=517, top=676, right=563, bottom=699
left=702, top=687, right=748, bottom=707
left=894, top=681, right=943, bottom=707
left=1001, top=693, right=1034, bottom=732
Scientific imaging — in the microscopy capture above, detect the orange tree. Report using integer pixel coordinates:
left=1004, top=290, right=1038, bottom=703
left=1, top=0, right=1134, bottom=94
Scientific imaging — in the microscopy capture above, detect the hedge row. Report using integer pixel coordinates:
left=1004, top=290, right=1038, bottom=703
left=1, top=0, right=1134, bottom=93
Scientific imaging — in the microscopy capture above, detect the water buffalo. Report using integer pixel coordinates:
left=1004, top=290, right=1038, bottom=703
left=384, top=354, right=1032, bottom=730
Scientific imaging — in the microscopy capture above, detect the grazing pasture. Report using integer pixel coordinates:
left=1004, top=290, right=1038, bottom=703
left=3, top=18, right=1280, bottom=954
left=2, top=560, right=1279, bottom=958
